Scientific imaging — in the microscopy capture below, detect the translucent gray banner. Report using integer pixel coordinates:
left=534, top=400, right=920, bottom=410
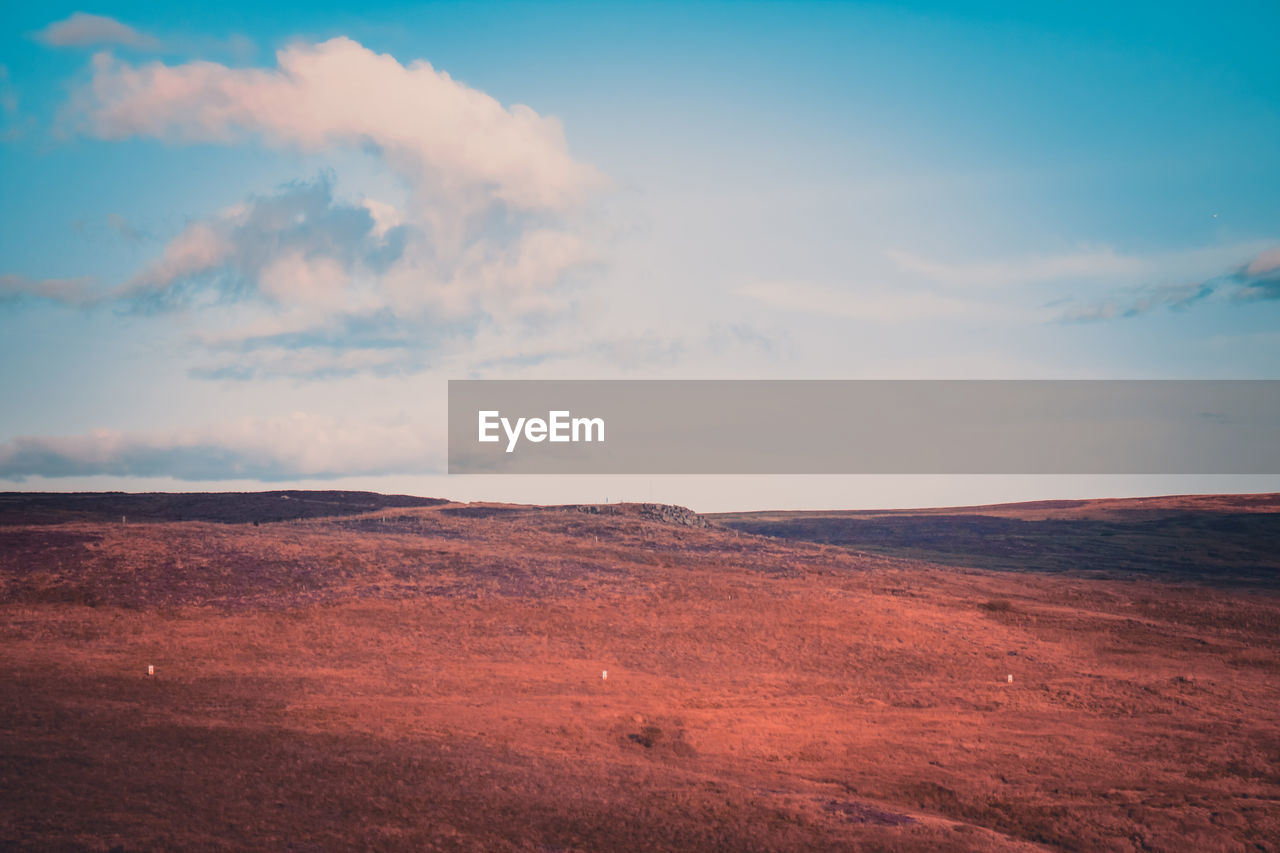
left=447, top=380, right=1280, bottom=474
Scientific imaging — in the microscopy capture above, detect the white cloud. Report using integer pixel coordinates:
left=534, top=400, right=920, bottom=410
left=0, top=413, right=439, bottom=480
left=117, top=178, right=389, bottom=312
left=129, top=220, right=233, bottom=294
left=361, top=198, right=404, bottom=239
left=37, top=13, right=161, bottom=50
left=25, top=39, right=608, bottom=379
left=104, top=175, right=597, bottom=378
left=79, top=38, right=604, bottom=213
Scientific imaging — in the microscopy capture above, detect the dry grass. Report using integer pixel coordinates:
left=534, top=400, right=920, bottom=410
left=1, top=499, right=1278, bottom=850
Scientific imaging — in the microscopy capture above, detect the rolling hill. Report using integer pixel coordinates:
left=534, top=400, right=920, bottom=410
left=1, top=494, right=1278, bottom=851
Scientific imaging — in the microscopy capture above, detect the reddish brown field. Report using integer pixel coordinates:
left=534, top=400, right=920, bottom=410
left=2, top=497, right=1279, bottom=851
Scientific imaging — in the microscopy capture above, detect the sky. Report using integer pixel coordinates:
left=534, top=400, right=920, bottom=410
left=1, top=1, right=1278, bottom=511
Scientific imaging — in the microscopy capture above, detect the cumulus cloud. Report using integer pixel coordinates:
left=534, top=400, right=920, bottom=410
left=0, top=414, right=438, bottom=481
left=4, top=38, right=607, bottom=378
left=97, top=174, right=595, bottom=375
left=36, top=13, right=161, bottom=50
left=120, top=177, right=395, bottom=310
left=78, top=38, right=604, bottom=213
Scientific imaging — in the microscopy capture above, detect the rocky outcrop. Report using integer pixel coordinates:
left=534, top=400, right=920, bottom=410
left=567, top=502, right=710, bottom=528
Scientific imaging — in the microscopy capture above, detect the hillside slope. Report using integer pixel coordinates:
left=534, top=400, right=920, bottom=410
left=712, top=494, right=1280, bottom=585
left=2, top=495, right=1278, bottom=850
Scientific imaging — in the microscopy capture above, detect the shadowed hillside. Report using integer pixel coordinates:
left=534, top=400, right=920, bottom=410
left=0, top=490, right=448, bottom=526
left=712, top=494, right=1280, bottom=586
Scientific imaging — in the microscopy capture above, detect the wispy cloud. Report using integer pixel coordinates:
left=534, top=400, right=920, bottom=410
left=739, top=280, right=999, bottom=323
left=886, top=246, right=1145, bottom=288
left=0, top=64, right=34, bottom=141
left=1237, top=248, right=1280, bottom=300
left=0, top=66, right=16, bottom=117
left=1056, top=246, right=1280, bottom=323
left=36, top=13, right=161, bottom=50
left=869, top=243, right=1280, bottom=325
left=35, top=13, right=256, bottom=61
left=0, top=413, right=438, bottom=481
left=105, top=212, right=147, bottom=244
left=187, top=309, right=459, bottom=381
left=0, top=273, right=100, bottom=306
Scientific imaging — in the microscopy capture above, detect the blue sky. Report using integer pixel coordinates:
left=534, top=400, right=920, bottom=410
left=1, top=1, right=1278, bottom=509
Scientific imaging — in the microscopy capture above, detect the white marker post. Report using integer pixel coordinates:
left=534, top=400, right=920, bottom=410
left=147, top=665, right=154, bottom=677
left=1007, top=674, right=1013, bottom=684
left=602, top=670, right=608, bottom=681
